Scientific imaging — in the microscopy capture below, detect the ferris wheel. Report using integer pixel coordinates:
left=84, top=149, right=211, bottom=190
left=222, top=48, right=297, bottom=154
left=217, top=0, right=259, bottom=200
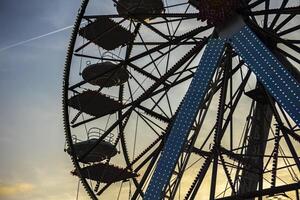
left=63, top=0, right=300, bottom=199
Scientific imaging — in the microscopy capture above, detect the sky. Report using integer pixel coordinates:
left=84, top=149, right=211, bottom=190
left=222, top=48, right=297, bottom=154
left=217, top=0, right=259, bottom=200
left=0, top=0, right=90, bottom=199
left=0, top=1, right=299, bottom=200
left=0, top=1, right=202, bottom=199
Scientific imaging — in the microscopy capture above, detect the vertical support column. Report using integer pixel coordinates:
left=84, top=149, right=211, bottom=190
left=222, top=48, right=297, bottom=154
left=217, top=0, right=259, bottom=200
left=144, top=38, right=226, bottom=200
left=237, top=88, right=273, bottom=198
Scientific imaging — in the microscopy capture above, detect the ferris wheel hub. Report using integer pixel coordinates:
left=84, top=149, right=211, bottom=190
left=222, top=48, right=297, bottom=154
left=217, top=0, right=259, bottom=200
left=116, top=0, right=164, bottom=19
left=190, top=0, right=240, bottom=25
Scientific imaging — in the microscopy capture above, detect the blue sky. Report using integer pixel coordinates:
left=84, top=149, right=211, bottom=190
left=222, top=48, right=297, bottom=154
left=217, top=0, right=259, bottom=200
left=0, top=0, right=90, bottom=199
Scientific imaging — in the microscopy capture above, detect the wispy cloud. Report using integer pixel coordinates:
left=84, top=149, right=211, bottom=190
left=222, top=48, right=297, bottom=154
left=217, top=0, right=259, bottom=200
left=0, top=183, right=35, bottom=197
left=0, top=25, right=73, bottom=53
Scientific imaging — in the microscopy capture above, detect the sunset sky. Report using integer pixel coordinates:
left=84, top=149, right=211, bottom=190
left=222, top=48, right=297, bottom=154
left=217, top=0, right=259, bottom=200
left=0, top=1, right=299, bottom=200
left=0, top=0, right=90, bottom=199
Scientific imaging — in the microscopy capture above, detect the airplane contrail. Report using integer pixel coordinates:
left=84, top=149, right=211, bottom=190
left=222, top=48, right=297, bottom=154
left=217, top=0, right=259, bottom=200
left=0, top=24, right=75, bottom=53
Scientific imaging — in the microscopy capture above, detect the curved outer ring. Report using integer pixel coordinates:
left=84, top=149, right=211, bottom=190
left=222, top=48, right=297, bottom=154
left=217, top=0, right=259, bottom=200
left=62, top=0, right=98, bottom=199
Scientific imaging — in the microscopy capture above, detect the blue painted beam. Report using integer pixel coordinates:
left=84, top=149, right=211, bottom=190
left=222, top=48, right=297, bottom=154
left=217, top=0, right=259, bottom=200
left=144, top=38, right=226, bottom=200
left=229, top=25, right=300, bottom=127
left=144, top=23, right=300, bottom=199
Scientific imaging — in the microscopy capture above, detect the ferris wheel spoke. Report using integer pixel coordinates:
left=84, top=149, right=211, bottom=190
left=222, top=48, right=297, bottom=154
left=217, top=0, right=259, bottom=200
left=126, top=71, right=170, bottom=118
left=73, top=53, right=120, bottom=61
left=269, top=0, right=289, bottom=29
left=127, top=41, right=207, bottom=104
left=219, top=154, right=237, bottom=194
left=275, top=47, right=300, bottom=65
left=274, top=14, right=296, bottom=32
left=122, top=120, right=164, bottom=171
left=246, top=0, right=266, bottom=10
left=278, top=24, right=300, bottom=36
left=165, top=1, right=192, bottom=38
left=115, top=105, right=127, bottom=146
left=131, top=146, right=162, bottom=200
left=136, top=105, right=170, bottom=124
left=282, top=127, right=300, bottom=144
left=285, top=39, right=300, bottom=44
left=151, top=62, right=196, bottom=113
left=149, top=17, right=195, bottom=26
left=161, top=58, right=248, bottom=198
left=135, top=32, right=164, bottom=78
left=126, top=62, right=165, bottom=84
left=164, top=16, right=175, bottom=39
left=133, top=111, right=165, bottom=137
left=71, top=41, right=204, bottom=128
left=263, top=0, right=270, bottom=29
left=272, top=36, right=300, bottom=55
left=184, top=68, right=252, bottom=199
left=114, top=1, right=171, bottom=41
left=215, top=70, right=252, bottom=141
left=69, top=38, right=198, bottom=95
left=185, top=153, right=214, bottom=200
left=165, top=68, right=225, bottom=199
left=220, top=147, right=259, bottom=169
left=210, top=47, right=232, bottom=199
left=248, top=6, right=300, bottom=16
left=216, top=182, right=300, bottom=200
left=84, top=13, right=199, bottom=20
left=165, top=66, right=225, bottom=199
left=132, top=41, right=198, bottom=45
left=127, top=26, right=211, bottom=64
left=145, top=38, right=226, bottom=200
left=75, top=17, right=127, bottom=52
left=129, top=143, right=165, bottom=199
left=139, top=83, right=224, bottom=198
left=264, top=92, right=300, bottom=171
left=139, top=40, right=189, bottom=71
left=148, top=52, right=205, bottom=113
left=129, top=135, right=164, bottom=169
left=134, top=143, right=163, bottom=174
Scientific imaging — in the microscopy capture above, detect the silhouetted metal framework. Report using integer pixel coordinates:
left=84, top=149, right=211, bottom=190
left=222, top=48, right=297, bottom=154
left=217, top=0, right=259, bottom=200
left=63, top=0, right=300, bottom=199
